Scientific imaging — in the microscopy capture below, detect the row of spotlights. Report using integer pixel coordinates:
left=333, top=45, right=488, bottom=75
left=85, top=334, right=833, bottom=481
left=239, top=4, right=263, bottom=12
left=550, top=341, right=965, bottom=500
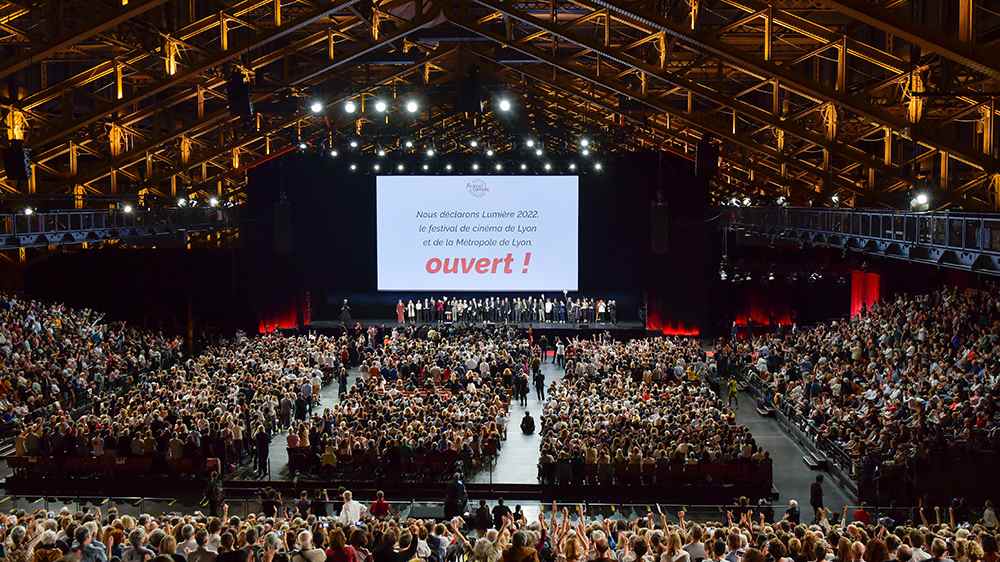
left=341, top=99, right=420, bottom=115
left=344, top=162, right=602, bottom=172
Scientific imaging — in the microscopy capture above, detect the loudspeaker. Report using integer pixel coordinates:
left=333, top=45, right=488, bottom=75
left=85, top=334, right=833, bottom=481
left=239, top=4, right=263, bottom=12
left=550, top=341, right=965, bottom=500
left=226, top=70, right=253, bottom=118
left=3, top=139, right=30, bottom=181
left=696, top=136, right=718, bottom=178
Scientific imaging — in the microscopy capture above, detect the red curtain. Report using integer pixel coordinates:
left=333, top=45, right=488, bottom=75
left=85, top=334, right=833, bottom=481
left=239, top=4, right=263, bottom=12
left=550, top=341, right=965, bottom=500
left=645, top=308, right=701, bottom=336
left=850, top=270, right=881, bottom=317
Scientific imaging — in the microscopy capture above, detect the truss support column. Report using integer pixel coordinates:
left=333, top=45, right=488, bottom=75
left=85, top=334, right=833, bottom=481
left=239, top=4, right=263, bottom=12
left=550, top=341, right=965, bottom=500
left=940, top=151, right=950, bottom=190
left=327, top=29, right=335, bottom=60
left=883, top=126, right=892, bottom=166
left=983, top=98, right=995, bottom=158
left=991, top=174, right=1000, bottom=210
left=764, top=5, right=772, bottom=62
left=74, top=185, right=84, bottom=209
left=959, top=0, right=974, bottom=44
left=274, top=0, right=281, bottom=27
left=220, top=12, right=228, bottom=50
left=837, top=36, right=847, bottom=92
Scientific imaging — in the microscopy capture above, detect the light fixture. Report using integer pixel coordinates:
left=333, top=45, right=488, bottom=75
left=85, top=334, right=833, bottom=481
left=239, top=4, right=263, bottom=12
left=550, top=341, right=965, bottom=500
left=486, top=149, right=494, bottom=157
left=344, top=100, right=357, bottom=114
left=569, top=163, right=577, bottom=171
left=535, top=148, right=543, bottom=156
left=742, top=197, right=751, bottom=206
left=350, top=164, right=357, bottom=171
left=209, top=197, right=219, bottom=207
left=397, top=164, right=405, bottom=171
left=831, top=194, right=840, bottom=204
left=373, top=163, right=381, bottom=171
left=374, top=99, right=388, bottom=113
left=177, top=198, right=187, bottom=207
left=404, top=140, right=414, bottom=148
left=498, top=98, right=512, bottom=112
left=915, top=193, right=929, bottom=205
left=581, top=149, right=590, bottom=157
left=298, top=142, right=307, bottom=150
left=544, top=163, right=552, bottom=171
left=426, top=148, right=435, bottom=157
left=405, top=99, right=419, bottom=113
left=520, top=163, right=527, bottom=170
left=472, top=163, right=480, bottom=170
left=349, top=140, right=359, bottom=148
left=23, top=207, right=33, bottom=216
left=122, top=204, right=133, bottom=214
left=377, top=149, right=386, bottom=157
left=580, top=138, right=590, bottom=147
left=422, top=164, right=429, bottom=171
left=731, top=197, right=740, bottom=206
left=777, top=196, right=786, bottom=205
left=309, top=100, right=324, bottom=114
left=445, top=163, right=453, bottom=171
left=330, top=149, right=339, bottom=157
left=526, top=139, right=535, bottom=148
left=768, top=272, right=775, bottom=281
left=495, top=163, right=503, bottom=171
left=470, top=140, right=479, bottom=148
left=594, top=162, right=602, bottom=171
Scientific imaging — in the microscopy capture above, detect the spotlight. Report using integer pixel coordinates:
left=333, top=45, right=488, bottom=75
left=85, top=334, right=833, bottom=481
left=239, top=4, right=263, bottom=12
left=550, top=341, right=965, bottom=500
left=177, top=198, right=187, bottom=207
left=526, top=139, right=535, bottom=148
left=544, top=163, right=552, bottom=171
left=915, top=193, right=929, bottom=205
left=581, top=149, right=590, bottom=157
left=426, top=148, right=435, bottom=157
left=498, top=98, right=512, bottom=112
left=377, top=149, right=386, bottom=157
left=349, top=140, right=359, bottom=148
left=309, top=100, right=324, bottom=114
left=373, top=163, right=380, bottom=171
left=594, top=162, right=602, bottom=171
left=569, top=163, right=577, bottom=171
left=470, top=140, right=479, bottom=148
left=580, top=138, right=590, bottom=147
left=422, top=164, right=429, bottom=171
left=330, top=149, right=339, bottom=157
left=535, top=148, right=543, bottom=156
left=344, top=100, right=357, bottom=114
left=495, top=163, right=503, bottom=171
left=742, top=197, right=751, bottom=206
left=298, top=142, right=307, bottom=150
left=404, top=140, right=414, bottom=148
left=209, top=197, right=219, bottom=207
left=831, top=194, right=840, bottom=204
left=405, top=99, right=419, bottom=113
left=445, top=163, right=453, bottom=171
left=374, top=99, right=388, bottom=113
left=23, top=207, right=33, bottom=216
left=486, top=149, right=494, bottom=157
left=768, top=272, right=775, bottom=281
left=520, top=163, right=527, bottom=170
left=777, top=196, right=786, bottom=205
left=350, top=164, right=357, bottom=171
left=122, top=204, right=133, bottom=214
left=472, top=163, right=479, bottom=170
left=730, top=197, right=740, bottom=206
left=397, top=164, right=405, bottom=171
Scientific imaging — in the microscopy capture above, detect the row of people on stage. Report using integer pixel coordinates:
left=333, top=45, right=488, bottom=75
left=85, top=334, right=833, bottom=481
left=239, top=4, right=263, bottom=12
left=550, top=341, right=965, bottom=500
left=394, top=296, right=618, bottom=324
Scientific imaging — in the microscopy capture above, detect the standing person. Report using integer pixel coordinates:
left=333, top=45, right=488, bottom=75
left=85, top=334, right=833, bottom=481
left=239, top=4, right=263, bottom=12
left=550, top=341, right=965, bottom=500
left=396, top=301, right=404, bottom=324
left=338, top=490, right=366, bottom=525
left=728, top=377, right=739, bottom=407
left=533, top=370, right=545, bottom=401
left=492, top=498, right=512, bottom=530
left=810, top=475, right=824, bottom=523
left=338, top=368, right=348, bottom=397
left=555, top=338, right=566, bottom=369
left=254, top=424, right=270, bottom=477
left=539, top=335, right=548, bottom=363
left=339, top=299, right=352, bottom=325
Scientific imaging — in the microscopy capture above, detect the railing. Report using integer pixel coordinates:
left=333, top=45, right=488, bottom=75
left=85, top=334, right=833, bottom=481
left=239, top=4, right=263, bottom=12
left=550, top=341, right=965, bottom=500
left=0, top=207, right=237, bottom=249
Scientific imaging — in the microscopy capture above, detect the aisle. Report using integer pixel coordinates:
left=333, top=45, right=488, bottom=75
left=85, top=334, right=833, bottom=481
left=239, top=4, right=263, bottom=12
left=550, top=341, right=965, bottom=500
left=469, top=361, right=564, bottom=484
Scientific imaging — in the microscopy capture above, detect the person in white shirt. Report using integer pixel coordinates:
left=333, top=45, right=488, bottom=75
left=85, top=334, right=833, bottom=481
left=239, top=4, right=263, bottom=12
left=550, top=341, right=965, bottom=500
left=338, top=490, right=366, bottom=525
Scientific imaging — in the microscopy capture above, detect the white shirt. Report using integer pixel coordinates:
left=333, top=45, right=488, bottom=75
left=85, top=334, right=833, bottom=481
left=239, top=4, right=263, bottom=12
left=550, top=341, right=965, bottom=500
left=339, top=499, right=366, bottom=525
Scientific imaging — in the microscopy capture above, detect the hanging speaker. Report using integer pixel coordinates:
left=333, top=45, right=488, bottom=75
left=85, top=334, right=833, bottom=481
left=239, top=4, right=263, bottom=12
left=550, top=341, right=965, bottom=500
left=695, top=136, right=718, bottom=179
left=3, top=139, right=30, bottom=182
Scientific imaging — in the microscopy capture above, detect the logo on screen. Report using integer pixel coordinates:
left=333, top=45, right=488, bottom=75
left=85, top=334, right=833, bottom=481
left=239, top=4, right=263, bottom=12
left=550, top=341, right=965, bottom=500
left=466, top=179, right=489, bottom=198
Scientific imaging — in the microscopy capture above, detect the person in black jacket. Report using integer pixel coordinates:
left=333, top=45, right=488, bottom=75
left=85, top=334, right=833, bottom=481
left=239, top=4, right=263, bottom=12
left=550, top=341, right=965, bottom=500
left=373, top=529, right=417, bottom=562
left=520, top=412, right=535, bottom=435
left=810, top=475, right=824, bottom=522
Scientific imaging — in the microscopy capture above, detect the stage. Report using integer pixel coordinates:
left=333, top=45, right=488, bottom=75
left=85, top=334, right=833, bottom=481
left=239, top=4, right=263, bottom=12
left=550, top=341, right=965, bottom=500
left=305, top=319, right=651, bottom=338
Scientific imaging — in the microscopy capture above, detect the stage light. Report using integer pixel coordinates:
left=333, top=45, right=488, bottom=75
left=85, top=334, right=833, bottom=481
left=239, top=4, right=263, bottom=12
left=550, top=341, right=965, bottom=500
left=445, top=163, right=453, bottom=171
left=520, top=163, right=527, bottom=170
left=471, top=163, right=480, bottom=170
left=831, top=194, right=840, bottom=204
left=330, top=149, right=339, bottom=157
left=344, top=100, right=357, bottom=114
left=470, top=140, right=479, bottom=148
left=177, top=198, right=187, bottom=207
left=374, top=99, right=388, bottom=113
left=742, top=197, right=751, bottom=206
left=298, top=142, right=307, bottom=150
left=915, top=192, right=929, bottom=205
left=309, top=100, right=324, bottom=114
left=495, top=163, right=503, bottom=171
left=580, top=138, right=590, bottom=147
left=422, top=164, right=429, bottom=171
left=404, top=140, right=414, bottom=148
left=535, top=148, right=543, bottom=156
left=544, top=163, right=552, bottom=171
left=350, top=164, right=357, bottom=171
left=122, top=204, right=133, bottom=214
left=405, top=99, right=419, bottom=113
left=426, top=148, right=435, bottom=157
left=373, top=163, right=381, bottom=171
left=377, top=149, right=386, bottom=157
left=486, top=149, right=494, bottom=157
left=581, top=149, right=590, bottom=157
left=23, top=207, right=33, bottom=215
left=594, top=162, right=602, bottom=171
left=397, top=163, right=405, bottom=171
left=526, top=139, right=535, bottom=148
left=777, top=196, right=786, bottom=205
left=768, top=272, right=775, bottom=281
left=730, top=197, right=740, bottom=206
left=209, top=197, right=219, bottom=207
left=349, top=140, right=359, bottom=148
left=498, top=98, right=512, bottom=112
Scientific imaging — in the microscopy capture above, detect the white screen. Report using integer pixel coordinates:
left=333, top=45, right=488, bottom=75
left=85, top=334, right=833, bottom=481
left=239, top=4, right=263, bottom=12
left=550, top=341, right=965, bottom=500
left=377, top=175, right=579, bottom=291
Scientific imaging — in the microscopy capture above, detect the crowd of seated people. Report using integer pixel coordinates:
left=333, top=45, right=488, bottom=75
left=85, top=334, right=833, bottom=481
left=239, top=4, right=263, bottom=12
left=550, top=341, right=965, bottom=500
left=284, top=326, right=523, bottom=480
left=12, top=333, right=347, bottom=477
left=2, top=494, right=998, bottom=562
left=0, top=294, right=183, bottom=431
left=540, top=337, right=769, bottom=487
left=716, top=286, right=1000, bottom=474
